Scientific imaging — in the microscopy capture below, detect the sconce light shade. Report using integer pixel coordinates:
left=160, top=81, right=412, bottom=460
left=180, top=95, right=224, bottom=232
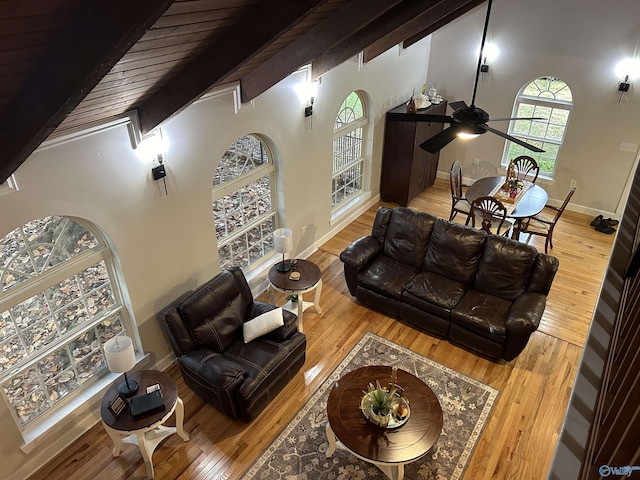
left=273, top=228, right=293, bottom=272
left=104, top=335, right=138, bottom=397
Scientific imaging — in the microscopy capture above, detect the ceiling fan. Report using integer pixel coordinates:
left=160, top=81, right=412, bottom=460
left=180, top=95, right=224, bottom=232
left=417, top=0, right=544, bottom=154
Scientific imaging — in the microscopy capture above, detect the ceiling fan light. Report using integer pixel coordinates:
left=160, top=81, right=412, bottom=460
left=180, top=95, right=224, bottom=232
left=458, top=132, right=480, bottom=139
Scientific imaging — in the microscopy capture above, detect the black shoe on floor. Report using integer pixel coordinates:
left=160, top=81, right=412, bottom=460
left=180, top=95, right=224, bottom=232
left=595, top=224, right=616, bottom=234
left=602, top=218, right=619, bottom=227
left=590, top=215, right=603, bottom=227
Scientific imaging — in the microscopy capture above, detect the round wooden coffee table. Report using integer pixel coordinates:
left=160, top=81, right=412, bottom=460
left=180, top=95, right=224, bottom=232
left=268, top=258, right=322, bottom=334
left=326, top=365, right=443, bottom=480
left=100, top=370, right=189, bottom=479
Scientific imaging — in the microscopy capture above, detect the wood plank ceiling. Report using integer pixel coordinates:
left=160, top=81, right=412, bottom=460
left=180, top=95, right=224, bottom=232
left=0, top=0, right=485, bottom=184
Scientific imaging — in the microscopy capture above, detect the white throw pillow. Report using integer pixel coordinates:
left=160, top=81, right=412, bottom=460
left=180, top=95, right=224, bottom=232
left=243, top=307, right=284, bottom=343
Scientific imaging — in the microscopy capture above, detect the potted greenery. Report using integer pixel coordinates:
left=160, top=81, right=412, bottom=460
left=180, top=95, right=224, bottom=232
left=361, top=381, right=397, bottom=427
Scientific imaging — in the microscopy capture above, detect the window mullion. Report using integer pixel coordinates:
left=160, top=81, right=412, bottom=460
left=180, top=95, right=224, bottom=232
left=212, top=163, right=273, bottom=200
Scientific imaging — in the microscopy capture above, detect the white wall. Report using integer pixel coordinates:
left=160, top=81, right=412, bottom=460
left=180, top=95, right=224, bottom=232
left=426, top=0, right=640, bottom=215
left=0, top=40, right=429, bottom=479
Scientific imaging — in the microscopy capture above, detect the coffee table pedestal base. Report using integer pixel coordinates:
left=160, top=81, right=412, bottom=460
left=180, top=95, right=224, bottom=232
left=326, top=423, right=405, bottom=480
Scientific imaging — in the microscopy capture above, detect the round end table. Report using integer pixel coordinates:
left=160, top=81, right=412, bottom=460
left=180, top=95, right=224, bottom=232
left=100, top=370, right=189, bottom=479
left=268, top=258, right=322, bottom=334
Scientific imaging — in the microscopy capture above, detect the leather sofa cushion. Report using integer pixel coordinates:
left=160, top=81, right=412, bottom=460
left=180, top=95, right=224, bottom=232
left=179, top=349, right=244, bottom=389
left=226, top=334, right=306, bottom=406
left=473, top=236, right=538, bottom=301
left=179, top=272, right=246, bottom=353
left=357, top=255, right=419, bottom=299
left=383, top=208, right=436, bottom=268
left=423, top=219, right=486, bottom=285
left=404, top=271, right=466, bottom=310
left=450, top=289, right=512, bottom=338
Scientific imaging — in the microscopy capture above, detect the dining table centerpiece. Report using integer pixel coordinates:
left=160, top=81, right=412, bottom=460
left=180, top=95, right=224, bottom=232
left=360, top=376, right=410, bottom=428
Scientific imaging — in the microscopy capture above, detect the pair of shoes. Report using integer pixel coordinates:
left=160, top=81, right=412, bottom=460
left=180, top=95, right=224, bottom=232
left=590, top=215, right=619, bottom=228
left=590, top=215, right=603, bottom=226
left=595, top=224, right=616, bottom=234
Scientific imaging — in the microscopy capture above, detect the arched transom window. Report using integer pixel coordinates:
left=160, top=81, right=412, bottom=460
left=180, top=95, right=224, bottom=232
left=502, top=77, right=572, bottom=177
left=0, top=216, right=132, bottom=429
left=332, top=92, right=368, bottom=210
left=212, top=134, right=277, bottom=271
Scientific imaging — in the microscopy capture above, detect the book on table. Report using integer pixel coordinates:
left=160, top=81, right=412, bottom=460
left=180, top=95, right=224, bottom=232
left=128, top=389, right=165, bottom=418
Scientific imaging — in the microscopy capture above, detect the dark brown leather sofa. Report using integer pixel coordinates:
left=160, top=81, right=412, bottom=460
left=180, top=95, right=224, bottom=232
left=340, top=206, right=559, bottom=361
left=158, top=267, right=306, bottom=422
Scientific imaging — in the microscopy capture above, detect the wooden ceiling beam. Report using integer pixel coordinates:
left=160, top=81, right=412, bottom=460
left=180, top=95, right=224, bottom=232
left=0, top=0, right=174, bottom=184
left=137, top=0, right=326, bottom=134
left=363, top=0, right=485, bottom=63
left=311, top=0, right=480, bottom=79
left=240, top=0, right=406, bottom=103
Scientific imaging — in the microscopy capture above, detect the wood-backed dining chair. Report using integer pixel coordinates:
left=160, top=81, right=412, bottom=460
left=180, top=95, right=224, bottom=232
left=520, top=187, right=576, bottom=253
left=468, top=196, right=514, bottom=236
left=449, top=161, right=471, bottom=221
left=512, top=155, right=540, bottom=184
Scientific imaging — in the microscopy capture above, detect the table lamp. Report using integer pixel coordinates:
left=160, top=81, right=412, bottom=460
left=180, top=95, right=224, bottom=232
left=273, top=228, right=293, bottom=273
left=104, top=335, right=138, bottom=397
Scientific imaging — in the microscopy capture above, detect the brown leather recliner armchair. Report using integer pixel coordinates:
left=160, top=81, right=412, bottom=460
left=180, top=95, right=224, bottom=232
left=158, top=267, right=306, bottom=422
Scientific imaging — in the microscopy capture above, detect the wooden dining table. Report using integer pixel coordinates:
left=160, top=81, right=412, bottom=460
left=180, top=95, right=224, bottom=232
left=465, top=176, right=548, bottom=238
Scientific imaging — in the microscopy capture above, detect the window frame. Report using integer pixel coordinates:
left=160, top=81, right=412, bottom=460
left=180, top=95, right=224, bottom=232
left=0, top=217, right=136, bottom=432
left=331, top=92, right=368, bottom=214
left=501, top=78, right=573, bottom=179
left=212, top=134, right=278, bottom=272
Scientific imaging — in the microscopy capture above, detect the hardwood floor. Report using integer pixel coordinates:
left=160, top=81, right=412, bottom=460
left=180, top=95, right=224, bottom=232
left=28, top=178, right=614, bottom=480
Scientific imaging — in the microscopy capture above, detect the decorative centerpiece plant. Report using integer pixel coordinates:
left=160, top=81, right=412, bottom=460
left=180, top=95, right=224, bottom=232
left=362, top=380, right=397, bottom=426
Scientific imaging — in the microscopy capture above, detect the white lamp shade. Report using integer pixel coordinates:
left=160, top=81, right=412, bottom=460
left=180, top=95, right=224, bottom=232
left=273, top=228, right=293, bottom=254
left=104, top=335, right=136, bottom=373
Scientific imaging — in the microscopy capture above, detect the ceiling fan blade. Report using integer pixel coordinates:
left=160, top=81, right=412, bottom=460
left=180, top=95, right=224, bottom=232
left=483, top=125, right=545, bottom=153
left=413, top=114, right=453, bottom=123
left=449, top=101, right=468, bottom=111
left=488, top=117, right=544, bottom=122
left=419, top=126, right=461, bottom=153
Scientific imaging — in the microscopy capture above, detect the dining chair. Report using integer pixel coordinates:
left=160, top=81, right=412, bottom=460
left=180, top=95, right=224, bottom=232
left=449, top=161, right=471, bottom=221
left=512, top=155, right=540, bottom=184
left=520, top=187, right=575, bottom=253
left=468, top=196, right=514, bottom=236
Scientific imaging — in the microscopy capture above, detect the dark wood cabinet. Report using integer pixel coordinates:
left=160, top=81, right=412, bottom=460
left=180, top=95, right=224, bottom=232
left=380, top=101, right=447, bottom=206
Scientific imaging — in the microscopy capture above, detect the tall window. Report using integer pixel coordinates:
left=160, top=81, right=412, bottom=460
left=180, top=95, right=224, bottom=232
left=0, top=216, right=131, bottom=429
left=502, top=77, right=572, bottom=177
left=213, top=134, right=277, bottom=271
left=332, top=91, right=367, bottom=211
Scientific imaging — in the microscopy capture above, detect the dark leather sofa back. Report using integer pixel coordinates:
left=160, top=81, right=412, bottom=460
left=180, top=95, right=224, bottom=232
left=423, top=219, right=487, bottom=285
left=383, top=207, right=437, bottom=268
left=473, top=236, right=539, bottom=301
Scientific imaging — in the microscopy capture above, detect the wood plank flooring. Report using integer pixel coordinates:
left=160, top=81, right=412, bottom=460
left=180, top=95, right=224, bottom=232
left=28, top=178, right=614, bottom=480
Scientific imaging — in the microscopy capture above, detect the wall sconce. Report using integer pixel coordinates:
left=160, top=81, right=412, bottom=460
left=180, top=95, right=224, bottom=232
left=273, top=228, right=293, bottom=272
left=479, top=43, right=498, bottom=81
left=137, top=128, right=168, bottom=193
left=615, top=58, right=640, bottom=102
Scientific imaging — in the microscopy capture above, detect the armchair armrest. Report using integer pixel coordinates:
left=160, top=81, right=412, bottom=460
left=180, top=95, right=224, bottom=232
left=339, top=236, right=382, bottom=270
left=506, top=293, right=546, bottom=333
left=248, top=301, right=298, bottom=340
left=178, top=349, right=245, bottom=389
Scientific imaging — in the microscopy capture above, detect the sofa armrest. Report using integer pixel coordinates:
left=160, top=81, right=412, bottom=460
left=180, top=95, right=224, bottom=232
left=506, top=293, right=546, bottom=333
left=178, top=349, right=245, bottom=389
left=248, top=301, right=298, bottom=340
left=339, top=236, right=382, bottom=270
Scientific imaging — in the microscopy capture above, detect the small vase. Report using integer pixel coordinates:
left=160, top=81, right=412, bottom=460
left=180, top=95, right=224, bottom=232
left=371, top=409, right=390, bottom=427
left=510, top=188, right=518, bottom=198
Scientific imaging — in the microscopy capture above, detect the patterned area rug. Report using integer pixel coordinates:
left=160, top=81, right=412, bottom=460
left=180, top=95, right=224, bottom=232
left=241, top=332, right=499, bottom=480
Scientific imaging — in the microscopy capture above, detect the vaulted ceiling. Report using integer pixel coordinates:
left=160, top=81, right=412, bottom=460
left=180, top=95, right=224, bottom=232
left=0, top=0, right=485, bottom=184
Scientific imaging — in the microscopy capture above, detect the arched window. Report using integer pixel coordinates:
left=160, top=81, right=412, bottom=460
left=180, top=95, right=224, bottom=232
left=0, top=216, right=133, bottom=429
left=332, top=92, right=368, bottom=211
left=213, top=134, right=277, bottom=271
left=502, top=77, right=572, bottom=177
